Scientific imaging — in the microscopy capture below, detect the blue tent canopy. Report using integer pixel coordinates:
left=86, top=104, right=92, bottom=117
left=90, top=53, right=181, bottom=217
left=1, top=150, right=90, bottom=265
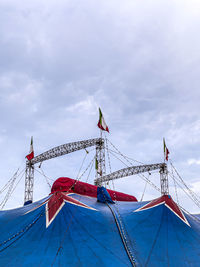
left=0, top=189, right=200, bottom=266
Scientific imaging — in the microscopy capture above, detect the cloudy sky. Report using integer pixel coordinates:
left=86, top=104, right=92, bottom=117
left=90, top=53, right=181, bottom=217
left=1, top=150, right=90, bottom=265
left=1, top=0, right=200, bottom=212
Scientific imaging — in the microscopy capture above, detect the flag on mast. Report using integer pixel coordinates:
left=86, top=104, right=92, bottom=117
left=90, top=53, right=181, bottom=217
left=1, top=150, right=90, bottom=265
left=97, top=108, right=109, bottom=132
left=95, top=158, right=98, bottom=170
left=163, top=138, right=169, bottom=161
left=26, top=136, right=34, bottom=161
left=95, top=157, right=102, bottom=176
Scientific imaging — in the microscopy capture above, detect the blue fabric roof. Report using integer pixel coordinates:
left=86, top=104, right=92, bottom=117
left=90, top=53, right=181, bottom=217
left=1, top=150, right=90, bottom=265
left=0, top=193, right=200, bottom=266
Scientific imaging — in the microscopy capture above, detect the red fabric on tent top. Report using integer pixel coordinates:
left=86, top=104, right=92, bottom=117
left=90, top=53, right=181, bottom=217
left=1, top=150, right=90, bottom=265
left=51, top=177, right=137, bottom=202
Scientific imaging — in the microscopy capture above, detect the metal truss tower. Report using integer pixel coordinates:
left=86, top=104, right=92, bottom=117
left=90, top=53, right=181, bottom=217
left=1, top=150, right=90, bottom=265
left=24, top=136, right=169, bottom=205
left=24, top=161, right=34, bottom=205
left=24, top=138, right=104, bottom=205
left=159, top=163, right=169, bottom=195
left=95, top=138, right=106, bottom=186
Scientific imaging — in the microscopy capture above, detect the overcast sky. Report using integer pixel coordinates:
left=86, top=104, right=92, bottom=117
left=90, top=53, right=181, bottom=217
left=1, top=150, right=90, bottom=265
left=1, top=0, right=200, bottom=212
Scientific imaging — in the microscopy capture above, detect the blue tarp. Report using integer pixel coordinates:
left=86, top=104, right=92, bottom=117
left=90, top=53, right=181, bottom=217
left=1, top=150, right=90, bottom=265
left=97, top=186, right=114, bottom=204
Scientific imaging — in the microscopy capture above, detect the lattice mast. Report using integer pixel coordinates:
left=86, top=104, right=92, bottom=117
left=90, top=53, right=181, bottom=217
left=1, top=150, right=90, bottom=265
left=24, top=161, right=34, bottom=205
left=160, top=164, right=169, bottom=195
left=95, top=131, right=106, bottom=186
left=160, top=138, right=169, bottom=195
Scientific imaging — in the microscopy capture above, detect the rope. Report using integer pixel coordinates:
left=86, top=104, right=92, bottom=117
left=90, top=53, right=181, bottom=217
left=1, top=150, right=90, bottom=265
left=86, top=157, right=95, bottom=181
left=170, top=161, right=200, bottom=208
left=105, top=136, right=114, bottom=189
left=140, top=179, right=148, bottom=202
left=0, top=168, right=26, bottom=209
left=168, top=173, right=200, bottom=209
left=36, top=167, right=54, bottom=181
left=109, top=150, right=129, bottom=167
left=0, top=158, right=26, bottom=195
left=171, top=161, right=200, bottom=201
left=76, top=156, right=96, bottom=181
left=0, top=176, right=16, bottom=195
left=76, top=151, right=88, bottom=179
left=10, top=169, right=26, bottom=197
left=106, top=138, right=143, bottom=165
left=105, top=137, right=112, bottom=174
left=107, top=148, right=144, bottom=165
left=170, top=164, right=179, bottom=204
left=35, top=168, right=52, bottom=189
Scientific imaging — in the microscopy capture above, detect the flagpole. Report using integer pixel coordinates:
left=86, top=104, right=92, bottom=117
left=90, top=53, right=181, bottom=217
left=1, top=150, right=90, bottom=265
left=96, top=107, right=108, bottom=186
left=100, top=129, right=102, bottom=140
left=100, top=129, right=102, bottom=178
left=163, top=138, right=166, bottom=164
left=161, top=138, right=169, bottom=196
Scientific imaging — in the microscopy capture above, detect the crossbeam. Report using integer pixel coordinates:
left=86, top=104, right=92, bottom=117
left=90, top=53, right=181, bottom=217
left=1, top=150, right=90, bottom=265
left=32, top=138, right=104, bottom=164
left=94, top=163, right=166, bottom=185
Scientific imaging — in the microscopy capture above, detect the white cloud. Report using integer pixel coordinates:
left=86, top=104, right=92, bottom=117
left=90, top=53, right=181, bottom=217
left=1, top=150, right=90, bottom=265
left=188, top=159, right=200, bottom=165
left=66, top=96, right=98, bottom=114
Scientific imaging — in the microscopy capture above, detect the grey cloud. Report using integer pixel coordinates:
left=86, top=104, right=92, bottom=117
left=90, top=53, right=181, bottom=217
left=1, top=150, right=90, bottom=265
left=0, top=0, right=200, bottom=211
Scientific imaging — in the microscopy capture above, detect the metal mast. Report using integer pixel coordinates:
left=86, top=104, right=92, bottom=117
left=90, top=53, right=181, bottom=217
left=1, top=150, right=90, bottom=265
left=95, top=132, right=106, bottom=186
left=24, top=138, right=104, bottom=205
left=24, top=161, right=34, bottom=205
left=159, top=163, right=169, bottom=195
